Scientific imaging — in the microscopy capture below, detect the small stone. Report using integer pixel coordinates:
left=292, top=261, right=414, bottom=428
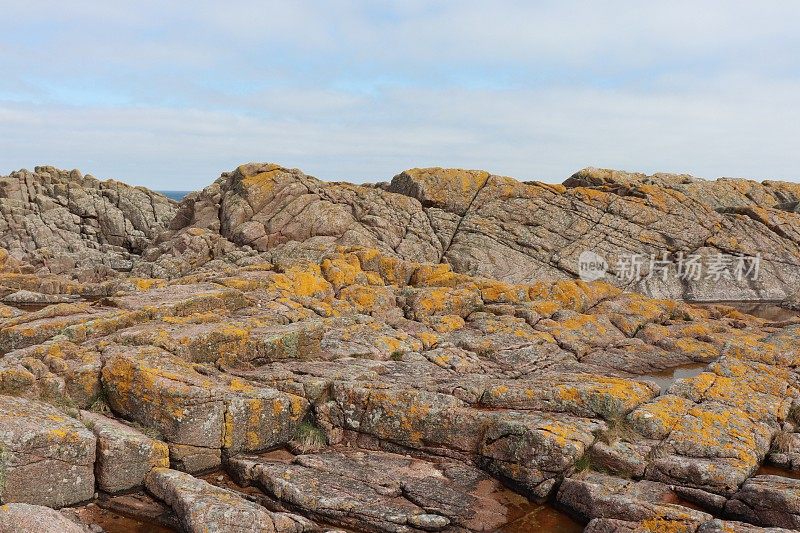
left=408, top=513, right=450, bottom=530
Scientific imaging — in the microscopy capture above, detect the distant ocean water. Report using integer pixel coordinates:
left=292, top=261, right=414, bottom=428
left=158, top=191, right=192, bottom=201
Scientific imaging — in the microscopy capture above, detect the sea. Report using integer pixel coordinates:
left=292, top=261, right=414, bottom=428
left=158, top=191, right=192, bottom=201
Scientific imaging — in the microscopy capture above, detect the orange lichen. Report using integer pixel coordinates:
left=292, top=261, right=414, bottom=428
left=272, top=263, right=332, bottom=298
left=132, top=278, right=166, bottom=291
left=430, top=315, right=465, bottom=333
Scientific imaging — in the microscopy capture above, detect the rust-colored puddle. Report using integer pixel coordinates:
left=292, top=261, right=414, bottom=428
left=756, top=464, right=800, bottom=480
left=641, top=363, right=707, bottom=394
left=73, top=504, right=176, bottom=533
left=498, top=501, right=583, bottom=532
left=472, top=479, right=583, bottom=533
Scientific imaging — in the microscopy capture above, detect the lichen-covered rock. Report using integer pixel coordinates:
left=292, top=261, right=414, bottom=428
left=136, top=163, right=800, bottom=303
left=5, top=170, right=800, bottom=533
left=0, top=396, right=95, bottom=508
left=134, top=163, right=443, bottom=279
left=0, top=340, right=101, bottom=407
left=387, top=167, right=490, bottom=215
left=145, top=468, right=315, bottom=533
left=108, top=282, right=251, bottom=317
left=79, top=411, right=169, bottom=493
left=102, top=345, right=308, bottom=456
left=318, top=380, right=601, bottom=498
left=101, top=346, right=227, bottom=448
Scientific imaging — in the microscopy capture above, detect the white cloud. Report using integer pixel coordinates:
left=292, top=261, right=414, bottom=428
left=1, top=1, right=799, bottom=188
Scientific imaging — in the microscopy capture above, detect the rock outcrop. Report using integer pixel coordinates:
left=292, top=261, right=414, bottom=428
left=3, top=242, right=800, bottom=531
left=145, top=468, right=314, bottom=533
left=2, top=162, right=800, bottom=532
left=134, top=163, right=800, bottom=303
left=0, top=166, right=176, bottom=280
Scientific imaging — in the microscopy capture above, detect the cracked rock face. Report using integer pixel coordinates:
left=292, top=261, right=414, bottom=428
left=0, top=166, right=176, bottom=281
left=725, top=475, right=800, bottom=529
left=227, top=447, right=531, bottom=532
left=0, top=395, right=96, bottom=508
left=2, top=164, right=800, bottom=532
left=134, top=163, right=800, bottom=303
left=4, top=244, right=800, bottom=531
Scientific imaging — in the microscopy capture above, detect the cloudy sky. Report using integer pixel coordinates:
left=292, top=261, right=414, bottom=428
left=1, top=1, right=799, bottom=189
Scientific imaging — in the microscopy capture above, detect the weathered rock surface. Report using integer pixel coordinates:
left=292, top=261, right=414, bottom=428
left=145, top=467, right=314, bottom=533
left=725, top=475, right=800, bottom=529
left=585, top=517, right=793, bottom=532
left=0, top=503, right=91, bottom=533
left=0, top=166, right=175, bottom=280
left=0, top=395, right=95, bottom=508
left=228, top=447, right=526, bottom=532
left=3, top=164, right=800, bottom=531
left=80, top=410, right=170, bottom=493
left=133, top=163, right=800, bottom=303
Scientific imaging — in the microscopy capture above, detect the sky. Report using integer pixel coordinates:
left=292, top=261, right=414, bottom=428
left=1, top=1, right=799, bottom=189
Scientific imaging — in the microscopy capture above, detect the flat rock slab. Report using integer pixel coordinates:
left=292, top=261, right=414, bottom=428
left=228, top=447, right=543, bottom=533
left=725, top=475, right=800, bottom=529
left=109, top=283, right=251, bottom=316
left=557, top=471, right=712, bottom=525
left=0, top=395, right=95, bottom=508
left=321, top=380, right=602, bottom=498
left=145, top=467, right=315, bottom=533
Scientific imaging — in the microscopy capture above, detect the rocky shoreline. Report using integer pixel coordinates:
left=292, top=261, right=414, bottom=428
left=2, top=164, right=800, bottom=532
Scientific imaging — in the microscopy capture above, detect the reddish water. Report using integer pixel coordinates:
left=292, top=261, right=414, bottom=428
left=499, top=500, right=583, bottom=533
left=73, top=504, right=176, bottom=533
left=756, top=464, right=800, bottom=480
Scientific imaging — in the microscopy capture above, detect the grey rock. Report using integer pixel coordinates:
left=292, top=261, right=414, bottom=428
left=0, top=396, right=95, bottom=508
left=725, top=475, right=800, bottom=529
left=0, top=166, right=175, bottom=281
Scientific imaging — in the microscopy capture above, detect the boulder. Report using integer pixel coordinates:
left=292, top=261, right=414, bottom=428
left=80, top=411, right=169, bottom=493
left=0, top=396, right=95, bottom=507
